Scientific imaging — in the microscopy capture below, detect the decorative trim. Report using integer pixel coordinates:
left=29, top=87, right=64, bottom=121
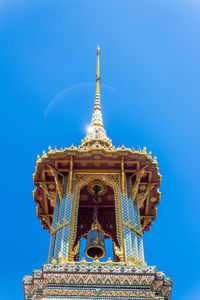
left=137, top=183, right=155, bottom=209
left=131, top=166, right=148, bottom=203
left=48, top=164, right=64, bottom=201
left=68, top=173, right=125, bottom=262
left=121, top=157, right=126, bottom=197
left=39, top=182, right=56, bottom=208
left=68, top=156, right=73, bottom=196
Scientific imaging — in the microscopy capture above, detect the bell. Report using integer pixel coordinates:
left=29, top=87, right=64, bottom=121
left=85, top=183, right=106, bottom=259
left=85, top=222, right=106, bottom=259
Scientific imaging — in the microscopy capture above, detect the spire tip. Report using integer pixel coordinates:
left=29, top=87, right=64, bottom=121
left=97, top=45, right=100, bottom=54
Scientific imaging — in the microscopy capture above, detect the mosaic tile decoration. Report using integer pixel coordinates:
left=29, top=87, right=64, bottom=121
left=23, top=263, right=172, bottom=300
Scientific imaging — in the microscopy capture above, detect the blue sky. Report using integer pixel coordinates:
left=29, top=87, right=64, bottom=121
left=0, top=0, right=200, bottom=299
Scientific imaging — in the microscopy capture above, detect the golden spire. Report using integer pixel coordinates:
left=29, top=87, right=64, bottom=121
left=91, top=46, right=103, bottom=127
left=79, top=47, right=114, bottom=149
left=96, top=46, right=100, bottom=94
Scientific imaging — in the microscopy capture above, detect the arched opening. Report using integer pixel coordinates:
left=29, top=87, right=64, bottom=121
left=73, top=179, right=120, bottom=262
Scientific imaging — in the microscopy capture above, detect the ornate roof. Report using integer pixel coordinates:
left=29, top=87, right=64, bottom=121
left=33, top=47, right=162, bottom=233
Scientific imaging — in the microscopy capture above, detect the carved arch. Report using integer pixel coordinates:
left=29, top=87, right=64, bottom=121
left=68, top=174, right=125, bottom=261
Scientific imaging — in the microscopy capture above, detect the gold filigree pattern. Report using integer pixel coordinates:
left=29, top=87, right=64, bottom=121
left=39, top=182, right=56, bottom=207
left=68, top=156, right=73, bottom=196
left=137, top=183, right=155, bottom=209
left=123, top=220, right=143, bottom=237
left=113, top=242, right=124, bottom=262
left=42, top=215, right=51, bottom=227
left=68, top=173, right=125, bottom=262
left=42, top=289, right=155, bottom=297
left=68, top=241, right=80, bottom=262
left=50, top=221, right=70, bottom=236
left=121, top=157, right=126, bottom=197
left=131, top=167, right=148, bottom=202
left=48, top=165, right=64, bottom=201
left=141, top=216, right=155, bottom=231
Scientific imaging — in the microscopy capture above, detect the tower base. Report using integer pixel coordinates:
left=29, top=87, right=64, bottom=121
left=23, top=263, right=172, bottom=300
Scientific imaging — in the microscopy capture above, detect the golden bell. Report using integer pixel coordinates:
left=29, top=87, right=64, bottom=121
left=85, top=226, right=106, bottom=259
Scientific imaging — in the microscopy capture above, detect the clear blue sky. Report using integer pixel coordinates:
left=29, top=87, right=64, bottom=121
left=0, top=0, right=200, bottom=299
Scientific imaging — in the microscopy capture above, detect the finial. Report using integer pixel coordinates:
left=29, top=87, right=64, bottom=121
left=51, top=258, right=57, bottom=264
left=42, top=150, right=47, bottom=158
left=96, top=46, right=100, bottom=94
left=97, top=45, right=100, bottom=54
left=153, top=156, right=157, bottom=163
left=81, top=47, right=112, bottom=148
left=90, top=47, right=104, bottom=128
left=80, top=257, right=86, bottom=263
left=107, top=257, right=112, bottom=263
left=143, top=147, right=147, bottom=154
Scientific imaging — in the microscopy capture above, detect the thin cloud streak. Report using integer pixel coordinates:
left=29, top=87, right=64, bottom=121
left=44, top=82, right=117, bottom=117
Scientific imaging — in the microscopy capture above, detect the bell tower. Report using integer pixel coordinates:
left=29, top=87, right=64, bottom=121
left=23, top=48, right=173, bottom=300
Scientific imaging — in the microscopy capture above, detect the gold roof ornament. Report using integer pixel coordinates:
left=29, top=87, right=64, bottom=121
left=80, top=46, right=114, bottom=150
left=92, top=45, right=102, bottom=127
left=96, top=45, right=100, bottom=95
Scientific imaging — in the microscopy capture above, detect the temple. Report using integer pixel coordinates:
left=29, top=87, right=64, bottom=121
left=23, top=48, right=173, bottom=300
